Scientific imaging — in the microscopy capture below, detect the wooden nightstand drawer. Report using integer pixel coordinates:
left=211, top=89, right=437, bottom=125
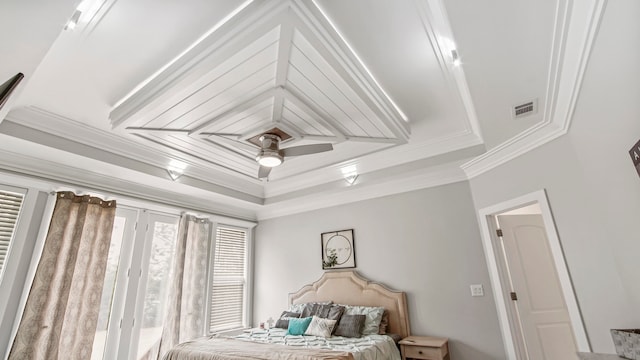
left=404, top=344, right=445, bottom=359
left=399, top=336, right=449, bottom=360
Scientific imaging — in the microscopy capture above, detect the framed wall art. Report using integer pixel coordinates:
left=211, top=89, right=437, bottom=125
left=321, top=229, right=355, bottom=270
left=629, top=138, right=640, bottom=178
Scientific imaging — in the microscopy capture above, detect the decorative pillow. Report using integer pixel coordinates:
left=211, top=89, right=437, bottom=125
left=334, top=314, right=366, bottom=338
left=378, top=310, right=389, bottom=334
left=288, top=301, right=332, bottom=314
left=301, top=303, right=333, bottom=318
left=326, top=305, right=345, bottom=334
left=304, top=316, right=337, bottom=337
left=287, top=317, right=313, bottom=335
left=275, top=311, right=301, bottom=329
left=326, top=305, right=345, bottom=321
left=342, top=305, right=385, bottom=335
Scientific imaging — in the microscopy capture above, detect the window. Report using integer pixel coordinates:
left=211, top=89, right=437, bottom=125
left=0, top=188, right=24, bottom=282
left=209, top=225, right=248, bottom=333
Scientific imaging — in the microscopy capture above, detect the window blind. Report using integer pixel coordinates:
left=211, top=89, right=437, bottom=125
left=0, top=189, right=24, bottom=278
left=209, top=226, right=247, bottom=333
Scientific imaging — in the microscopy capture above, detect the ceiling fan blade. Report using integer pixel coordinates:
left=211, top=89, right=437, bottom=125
left=258, top=165, right=272, bottom=179
left=281, top=143, right=333, bottom=157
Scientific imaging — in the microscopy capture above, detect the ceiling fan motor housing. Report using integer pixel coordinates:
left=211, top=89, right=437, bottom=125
left=259, top=133, right=281, bottom=150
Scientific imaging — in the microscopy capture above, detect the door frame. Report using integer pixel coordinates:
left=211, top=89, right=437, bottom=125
left=477, top=189, right=590, bottom=359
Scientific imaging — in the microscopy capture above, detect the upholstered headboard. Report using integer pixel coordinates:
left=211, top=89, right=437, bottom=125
left=288, top=270, right=411, bottom=339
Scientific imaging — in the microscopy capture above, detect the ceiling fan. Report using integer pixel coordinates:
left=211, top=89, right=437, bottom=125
left=256, top=133, right=333, bottom=179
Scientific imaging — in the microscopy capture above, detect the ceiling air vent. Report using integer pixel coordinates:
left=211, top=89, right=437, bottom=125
left=512, top=99, right=538, bottom=119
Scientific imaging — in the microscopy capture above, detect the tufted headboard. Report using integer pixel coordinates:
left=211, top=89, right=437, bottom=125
left=288, top=270, right=411, bottom=339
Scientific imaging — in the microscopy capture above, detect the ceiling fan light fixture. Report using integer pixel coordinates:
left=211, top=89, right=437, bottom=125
left=256, top=152, right=283, bottom=167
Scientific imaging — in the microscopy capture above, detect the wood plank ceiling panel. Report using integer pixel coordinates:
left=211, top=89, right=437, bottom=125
left=197, top=97, right=275, bottom=134
left=281, top=101, right=332, bottom=137
left=150, top=52, right=278, bottom=130
left=132, top=27, right=280, bottom=130
left=217, top=103, right=274, bottom=135
left=111, top=0, right=410, bottom=182
left=286, top=65, right=366, bottom=137
left=139, top=132, right=257, bottom=177
left=289, top=29, right=392, bottom=139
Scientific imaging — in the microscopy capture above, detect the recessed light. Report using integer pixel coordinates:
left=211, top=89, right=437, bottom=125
left=451, top=50, right=461, bottom=67
left=167, top=159, right=187, bottom=180
left=341, top=165, right=358, bottom=185
left=64, top=10, right=82, bottom=31
left=344, top=174, right=358, bottom=185
left=167, top=169, right=183, bottom=181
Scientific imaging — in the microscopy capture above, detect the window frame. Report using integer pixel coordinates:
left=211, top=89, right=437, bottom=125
left=0, top=184, right=54, bottom=360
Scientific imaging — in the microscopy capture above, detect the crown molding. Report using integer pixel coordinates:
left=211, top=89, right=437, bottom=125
left=0, top=136, right=260, bottom=220
left=265, top=130, right=482, bottom=197
left=0, top=119, right=264, bottom=205
left=461, top=0, right=607, bottom=179
left=6, top=106, right=265, bottom=195
left=257, top=160, right=469, bottom=220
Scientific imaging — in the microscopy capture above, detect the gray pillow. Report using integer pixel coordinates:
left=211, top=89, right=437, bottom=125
left=301, top=303, right=334, bottom=318
left=334, top=314, right=366, bottom=338
left=326, top=305, right=345, bottom=321
left=275, top=311, right=301, bottom=329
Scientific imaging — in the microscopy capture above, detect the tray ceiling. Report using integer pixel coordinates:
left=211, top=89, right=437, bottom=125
left=111, top=0, right=409, bottom=180
left=0, top=0, right=605, bottom=219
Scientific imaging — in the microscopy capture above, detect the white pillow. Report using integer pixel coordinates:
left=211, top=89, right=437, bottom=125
left=341, top=305, right=385, bottom=335
left=304, top=316, right=337, bottom=337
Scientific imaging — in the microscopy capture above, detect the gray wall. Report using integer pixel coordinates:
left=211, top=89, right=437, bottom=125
left=469, top=0, right=640, bottom=353
left=254, top=182, right=506, bottom=360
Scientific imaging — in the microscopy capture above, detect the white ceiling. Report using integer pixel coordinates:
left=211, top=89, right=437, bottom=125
left=0, top=0, right=605, bottom=220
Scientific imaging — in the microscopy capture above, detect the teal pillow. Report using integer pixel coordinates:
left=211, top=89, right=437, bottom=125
left=287, top=316, right=313, bottom=335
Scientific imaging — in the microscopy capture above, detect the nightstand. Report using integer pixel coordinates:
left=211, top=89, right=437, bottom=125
left=399, top=336, right=450, bottom=360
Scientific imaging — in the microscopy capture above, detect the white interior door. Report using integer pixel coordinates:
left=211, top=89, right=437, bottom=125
left=497, top=214, right=579, bottom=360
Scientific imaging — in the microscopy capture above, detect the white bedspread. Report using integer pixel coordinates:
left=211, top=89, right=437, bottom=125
left=229, top=328, right=402, bottom=360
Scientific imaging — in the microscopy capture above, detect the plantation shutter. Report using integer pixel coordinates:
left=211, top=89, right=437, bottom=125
left=209, top=226, right=247, bottom=333
left=0, top=189, right=24, bottom=279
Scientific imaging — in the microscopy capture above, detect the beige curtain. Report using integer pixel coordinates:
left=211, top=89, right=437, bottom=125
left=9, top=192, right=116, bottom=360
left=145, top=215, right=211, bottom=360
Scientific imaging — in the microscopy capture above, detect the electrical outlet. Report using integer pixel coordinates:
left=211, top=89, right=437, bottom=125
left=470, top=284, right=484, bottom=297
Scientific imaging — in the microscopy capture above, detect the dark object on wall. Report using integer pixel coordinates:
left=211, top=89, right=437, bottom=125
left=629, top=138, right=640, bottom=178
left=321, top=229, right=355, bottom=270
left=0, top=73, right=24, bottom=111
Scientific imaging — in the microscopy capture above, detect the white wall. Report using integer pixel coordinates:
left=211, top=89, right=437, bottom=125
left=254, top=181, right=506, bottom=360
left=468, top=0, right=640, bottom=353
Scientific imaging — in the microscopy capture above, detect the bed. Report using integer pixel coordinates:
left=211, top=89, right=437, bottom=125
left=163, top=270, right=410, bottom=360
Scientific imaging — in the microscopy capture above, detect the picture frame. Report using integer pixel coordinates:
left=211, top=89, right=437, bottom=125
left=321, top=229, right=355, bottom=270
